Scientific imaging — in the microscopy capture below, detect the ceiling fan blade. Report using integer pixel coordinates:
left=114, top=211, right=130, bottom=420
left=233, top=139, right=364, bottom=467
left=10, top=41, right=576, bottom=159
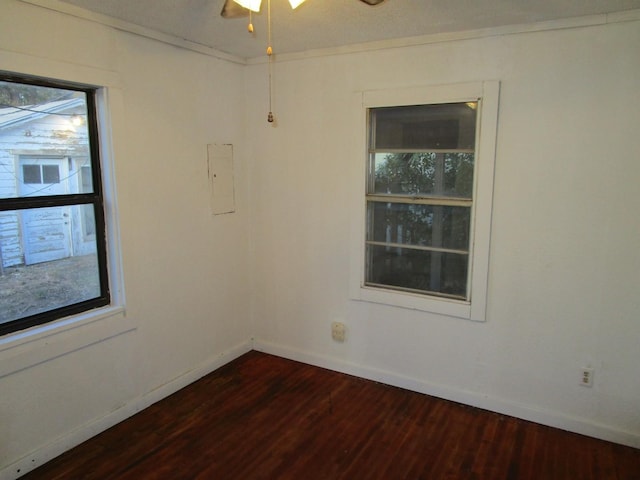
left=222, top=0, right=383, bottom=18
left=221, top=0, right=249, bottom=18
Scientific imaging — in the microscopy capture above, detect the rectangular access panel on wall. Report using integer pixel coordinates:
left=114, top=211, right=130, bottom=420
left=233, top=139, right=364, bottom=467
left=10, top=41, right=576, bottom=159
left=207, top=143, right=235, bottom=215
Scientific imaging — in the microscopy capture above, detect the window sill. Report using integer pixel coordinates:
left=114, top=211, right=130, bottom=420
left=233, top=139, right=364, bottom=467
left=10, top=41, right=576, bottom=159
left=0, top=306, right=133, bottom=379
left=355, top=285, right=480, bottom=320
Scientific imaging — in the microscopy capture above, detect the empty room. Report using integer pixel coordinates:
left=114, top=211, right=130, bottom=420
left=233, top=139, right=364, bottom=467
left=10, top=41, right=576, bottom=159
left=1, top=0, right=639, bottom=478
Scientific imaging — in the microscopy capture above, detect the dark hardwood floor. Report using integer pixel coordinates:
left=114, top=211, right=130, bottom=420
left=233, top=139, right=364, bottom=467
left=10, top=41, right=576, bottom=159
left=21, top=351, right=640, bottom=479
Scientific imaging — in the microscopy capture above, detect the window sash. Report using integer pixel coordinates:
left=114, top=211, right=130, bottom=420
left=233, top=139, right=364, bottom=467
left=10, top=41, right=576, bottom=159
left=365, top=103, right=476, bottom=300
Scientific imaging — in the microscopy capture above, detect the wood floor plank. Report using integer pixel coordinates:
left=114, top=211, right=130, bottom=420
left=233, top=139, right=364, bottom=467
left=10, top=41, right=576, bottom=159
left=20, top=351, right=640, bottom=480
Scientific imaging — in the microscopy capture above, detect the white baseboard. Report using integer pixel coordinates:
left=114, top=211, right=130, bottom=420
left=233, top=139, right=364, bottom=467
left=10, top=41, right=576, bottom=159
left=5, top=337, right=637, bottom=480
left=3, top=339, right=253, bottom=480
left=253, top=339, right=640, bottom=450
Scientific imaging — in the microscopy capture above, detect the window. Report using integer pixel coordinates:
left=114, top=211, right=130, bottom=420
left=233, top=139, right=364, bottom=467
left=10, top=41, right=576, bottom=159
left=353, top=82, right=499, bottom=321
left=367, top=102, right=477, bottom=299
left=0, top=73, right=110, bottom=335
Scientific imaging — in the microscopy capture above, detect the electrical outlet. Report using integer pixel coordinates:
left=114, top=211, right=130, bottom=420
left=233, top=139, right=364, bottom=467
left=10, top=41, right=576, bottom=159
left=331, top=321, right=346, bottom=342
left=580, top=367, right=594, bottom=387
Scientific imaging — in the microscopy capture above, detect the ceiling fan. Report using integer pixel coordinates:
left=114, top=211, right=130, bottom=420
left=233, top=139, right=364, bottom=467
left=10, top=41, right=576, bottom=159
left=221, top=0, right=386, bottom=18
left=220, top=0, right=387, bottom=124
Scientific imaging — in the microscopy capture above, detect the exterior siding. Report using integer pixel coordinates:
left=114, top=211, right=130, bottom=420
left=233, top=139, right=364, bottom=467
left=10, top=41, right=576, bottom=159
left=0, top=101, right=90, bottom=268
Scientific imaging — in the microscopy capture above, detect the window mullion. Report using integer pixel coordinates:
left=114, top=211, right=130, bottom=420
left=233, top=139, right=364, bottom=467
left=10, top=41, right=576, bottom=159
left=0, top=193, right=98, bottom=212
left=365, top=195, right=472, bottom=208
left=365, top=240, right=469, bottom=256
left=370, top=148, right=475, bottom=155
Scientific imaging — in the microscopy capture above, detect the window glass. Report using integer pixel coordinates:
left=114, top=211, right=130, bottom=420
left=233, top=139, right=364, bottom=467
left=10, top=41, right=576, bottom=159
left=367, top=203, right=471, bottom=250
left=22, top=164, right=41, bottom=184
left=372, top=152, right=474, bottom=198
left=0, top=208, right=101, bottom=325
left=373, top=103, right=476, bottom=150
left=42, top=164, right=61, bottom=184
left=366, top=245, right=468, bottom=297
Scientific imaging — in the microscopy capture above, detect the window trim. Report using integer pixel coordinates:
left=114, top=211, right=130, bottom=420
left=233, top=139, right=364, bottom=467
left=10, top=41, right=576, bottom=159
left=350, top=81, right=499, bottom=321
left=0, top=69, right=125, bottom=339
left=0, top=53, right=127, bottom=380
left=0, top=73, right=110, bottom=335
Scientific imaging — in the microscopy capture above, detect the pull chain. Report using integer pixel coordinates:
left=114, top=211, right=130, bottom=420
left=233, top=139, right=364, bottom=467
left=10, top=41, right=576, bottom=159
left=266, top=0, right=274, bottom=123
left=247, top=10, right=254, bottom=33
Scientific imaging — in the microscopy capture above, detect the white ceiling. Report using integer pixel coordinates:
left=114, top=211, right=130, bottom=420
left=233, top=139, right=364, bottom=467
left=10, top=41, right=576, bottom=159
left=54, top=0, right=640, bottom=59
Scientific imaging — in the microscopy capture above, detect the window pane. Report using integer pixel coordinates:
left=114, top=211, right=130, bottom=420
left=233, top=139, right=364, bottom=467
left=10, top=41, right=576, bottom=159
left=367, top=202, right=470, bottom=250
left=0, top=81, right=90, bottom=199
left=22, top=165, right=41, bottom=184
left=366, top=245, right=468, bottom=298
left=372, top=152, right=474, bottom=198
left=373, top=103, right=477, bottom=151
left=42, top=164, right=60, bottom=184
left=0, top=209, right=101, bottom=325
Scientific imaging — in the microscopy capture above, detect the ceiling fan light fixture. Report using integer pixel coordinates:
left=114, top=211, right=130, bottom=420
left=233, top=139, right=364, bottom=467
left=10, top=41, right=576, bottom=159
left=221, top=0, right=385, bottom=125
left=232, top=0, right=262, bottom=12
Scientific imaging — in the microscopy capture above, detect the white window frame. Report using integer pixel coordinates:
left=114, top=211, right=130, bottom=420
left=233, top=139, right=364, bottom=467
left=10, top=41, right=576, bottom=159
left=350, top=81, right=499, bottom=321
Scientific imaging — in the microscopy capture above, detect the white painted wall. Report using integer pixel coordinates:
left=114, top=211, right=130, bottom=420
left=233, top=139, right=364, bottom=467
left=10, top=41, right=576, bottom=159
left=1, top=2, right=639, bottom=478
left=247, top=16, right=640, bottom=447
left=0, top=1, right=251, bottom=478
